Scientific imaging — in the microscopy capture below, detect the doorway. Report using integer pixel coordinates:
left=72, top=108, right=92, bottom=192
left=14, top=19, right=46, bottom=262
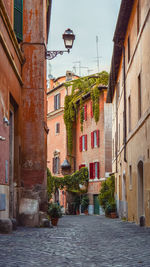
left=9, top=109, right=14, bottom=218
left=138, top=161, right=144, bottom=219
left=94, top=195, right=99, bottom=215
left=122, top=173, right=127, bottom=217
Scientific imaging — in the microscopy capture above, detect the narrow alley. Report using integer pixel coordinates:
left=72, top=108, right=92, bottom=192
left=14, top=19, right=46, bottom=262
left=0, top=215, right=150, bottom=267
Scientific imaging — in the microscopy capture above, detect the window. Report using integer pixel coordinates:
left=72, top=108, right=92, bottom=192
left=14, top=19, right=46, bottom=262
left=137, top=0, right=141, bottom=35
left=129, top=165, right=132, bottom=189
left=138, top=73, right=142, bottom=119
left=128, top=36, right=130, bottom=63
left=54, top=93, right=60, bottom=110
left=53, top=157, right=60, bottom=174
left=79, top=135, right=87, bottom=152
left=128, top=96, right=131, bottom=132
left=91, top=130, right=100, bottom=148
left=14, top=0, right=23, bottom=42
left=83, top=104, right=87, bottom=121
left=89, top=162, right=100, bottom=179
left=55, top=123, right=60, bottom=134
left=79, top=164, right=85, bottom=170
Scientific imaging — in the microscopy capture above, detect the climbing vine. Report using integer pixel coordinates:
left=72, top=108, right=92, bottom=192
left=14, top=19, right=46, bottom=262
left=47, top=167, right=89, bottom=199
left=63, top=71, right=109, bottom=154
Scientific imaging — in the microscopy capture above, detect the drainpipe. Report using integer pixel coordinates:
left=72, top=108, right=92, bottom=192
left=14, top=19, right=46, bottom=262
left=123, top=46, right=127, bottom=162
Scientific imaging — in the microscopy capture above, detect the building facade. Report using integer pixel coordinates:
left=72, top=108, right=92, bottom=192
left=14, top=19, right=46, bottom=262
left=0, top=0, right=51, bottom=228
left=107, top=0, right=150, bottom=225
left=75, top=86, right=112, bottom=214
left=47, top=71, right=79, bottom=208
left=47, top=74, right=112, bottom=214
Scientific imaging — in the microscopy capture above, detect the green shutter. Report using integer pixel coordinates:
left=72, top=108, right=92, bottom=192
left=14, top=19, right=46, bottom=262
left=14, top=0, right=23, bottom=42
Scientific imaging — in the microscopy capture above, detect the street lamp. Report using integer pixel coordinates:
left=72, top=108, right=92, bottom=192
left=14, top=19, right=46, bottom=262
left=46, top=28, right=75, bottom=60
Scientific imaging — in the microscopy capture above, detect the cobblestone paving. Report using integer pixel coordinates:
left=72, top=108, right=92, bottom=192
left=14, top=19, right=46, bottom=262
left=0, top=215, right=150, bottom=267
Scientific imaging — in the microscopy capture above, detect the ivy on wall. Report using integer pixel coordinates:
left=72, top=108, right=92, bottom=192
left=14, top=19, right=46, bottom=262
left=63, top=71, right=109, bottom=154
left=47, top=167, right=89, bottom=199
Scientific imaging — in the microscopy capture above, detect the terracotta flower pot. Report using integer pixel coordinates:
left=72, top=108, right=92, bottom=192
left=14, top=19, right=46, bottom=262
left=110, top=212, right=117, bottom=219
left=84, top=210, right=88, bottom=215
left=76, top=209, right=80, bottom=215
left=51, top=217, right=59, bottom=226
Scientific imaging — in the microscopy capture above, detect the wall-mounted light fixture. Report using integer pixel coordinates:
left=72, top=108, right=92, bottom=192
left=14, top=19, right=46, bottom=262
left=0, top=136, right=6, bottom=141
left=3, top=117, right=9, bottom=126
left=46, top=28, right=75, bottom=60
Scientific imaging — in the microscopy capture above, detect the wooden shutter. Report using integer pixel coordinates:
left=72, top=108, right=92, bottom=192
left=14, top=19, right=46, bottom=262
left=90, top=163, right=94, bottom=179
left=93, top=162, right=96, bottom=178
left=90, top=101, right=93, bottom=117
left=91, top=132, right=94, bottom=148
left=14, top=0, right=23, bottom=42
left=84, top=104, right=87, bottom=121
left=79, top=136, right=82, bottom=152
left=85, top=135, right=87, bottom=150
left=97, top=130, right=100, bottom=147
left=79, top=164, right=86, bottom=170
left=97, top=162, right=100, bottom=178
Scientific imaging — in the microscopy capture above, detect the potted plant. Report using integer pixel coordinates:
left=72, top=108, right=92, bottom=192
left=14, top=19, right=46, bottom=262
left=105, top=200, right=117, bottom=218
left=81, top=195, right=89, bottom=215
left=48, top=203, right=62, bottom=226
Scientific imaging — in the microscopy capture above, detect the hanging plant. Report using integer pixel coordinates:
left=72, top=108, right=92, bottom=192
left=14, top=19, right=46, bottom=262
left=47, top=167, right=89, bottom=198
left=64, top=71, right=109, bottom=154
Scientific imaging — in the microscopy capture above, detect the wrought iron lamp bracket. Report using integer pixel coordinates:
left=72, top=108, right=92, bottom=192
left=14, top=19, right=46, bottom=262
left=46, top=49, right=69, bottom=60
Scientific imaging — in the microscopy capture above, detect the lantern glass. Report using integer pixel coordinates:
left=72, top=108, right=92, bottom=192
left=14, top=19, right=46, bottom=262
left=63, top=28, right=75, bottom=50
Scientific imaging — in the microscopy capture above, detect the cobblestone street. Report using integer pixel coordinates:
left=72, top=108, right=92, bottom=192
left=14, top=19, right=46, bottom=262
left=0, top=215, right=150, bottom=267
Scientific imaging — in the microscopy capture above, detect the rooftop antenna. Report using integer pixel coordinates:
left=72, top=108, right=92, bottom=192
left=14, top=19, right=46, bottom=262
left=72, top=65, right=77, bottom=74
left=73, top=61, right=81, bottom=76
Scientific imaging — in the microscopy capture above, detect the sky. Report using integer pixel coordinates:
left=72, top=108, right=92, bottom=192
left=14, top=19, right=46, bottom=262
left=47, top=0, right=121, bottom=79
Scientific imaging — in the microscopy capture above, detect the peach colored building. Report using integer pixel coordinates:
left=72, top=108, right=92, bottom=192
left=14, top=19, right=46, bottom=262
left=0, top=0, right=52, bottom=228
left=75, top=86, right=112, bottom=214
left=47, top=71, right=79, bottom=207
left=107, top=0, right=150, bottom=226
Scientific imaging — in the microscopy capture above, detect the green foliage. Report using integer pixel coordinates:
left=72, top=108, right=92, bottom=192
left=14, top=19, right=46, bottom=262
left=64, top=71, right=109, bottom=154
left=98, top=175, right=116, bottom=214
left=81, top=194, right=89, bottom=210
left=47, top=167, right=89, bottom=198
left=48, top=203, right=62, bottom=218
left=47, top=168, right=54, bottom=200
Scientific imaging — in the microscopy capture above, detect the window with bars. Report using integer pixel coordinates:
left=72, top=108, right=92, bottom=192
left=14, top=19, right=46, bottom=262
left=53, top=157, right=60, bottom=174
left=55, top=123, right=60, bottom=134
left=91, top=130, right=100, bottom=148
left=89, top=162, right=100, bottom=179
left=54, top=93, right=60, bottom=110
left=14, top=0, right=23, bottom=42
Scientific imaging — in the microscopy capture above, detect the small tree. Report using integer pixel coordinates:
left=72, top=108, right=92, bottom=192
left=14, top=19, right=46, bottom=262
left=98, top=175, right=116, bottom=214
